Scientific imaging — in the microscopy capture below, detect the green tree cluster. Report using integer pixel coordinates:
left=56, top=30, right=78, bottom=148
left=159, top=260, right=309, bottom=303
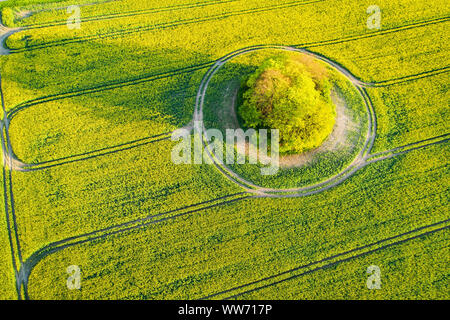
left=239, top=53, right=336, bottom=153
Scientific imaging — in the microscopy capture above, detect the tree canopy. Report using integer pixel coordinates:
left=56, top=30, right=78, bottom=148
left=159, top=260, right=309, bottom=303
left=239, top=53, right=336, bottom=154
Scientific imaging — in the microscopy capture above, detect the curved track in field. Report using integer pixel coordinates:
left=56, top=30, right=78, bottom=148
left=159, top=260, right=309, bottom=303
left=6, top=0, right=325, bottom=53
left=203, top=219, right=450, bottom=300
left=194, top=45, right=374, bottom=197
left=18, top=192, right=251, bottom=298
left=6, top=62, right=212, bottom=119
left=0, top=73, right=23, bottom=299
left=3, top=61, right=448, bottom=172
left=1, top=62, right=211, bottom=171
left=0, top=17, right=22, bottom=55
left=0, top=3, right=448, bottom=299
left=22, top=0, right=239, bottom=29
left=2, top=42, right=449, bottom=297
left=194, top=45, right=450, bottom=198
left=4, top=3, right=448, bottom=54
left=13, top=130, right=449, bottom=299
left=2, top=12, right=449, bottom=171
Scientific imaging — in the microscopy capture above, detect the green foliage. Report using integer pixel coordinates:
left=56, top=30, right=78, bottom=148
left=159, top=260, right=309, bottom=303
left=202, top=50, right=368, bottom=189
left=239, top=230, right=449, bottom=300
left=367, top=73, right=449, bottom=152
left=239, top=53, right=336, bottom=154
left=26, top=144, right=449, bottom=299
left=0, top=0, right=447, bottom=300
left=8, top=71, right=203, bottom=164
left=12, top=140, right=242, bottom=258
left=1, top=7, right=15, bottom=27
left=0, top=0, right=66, bottom=9
left=0, top=171, right=17, bottom=300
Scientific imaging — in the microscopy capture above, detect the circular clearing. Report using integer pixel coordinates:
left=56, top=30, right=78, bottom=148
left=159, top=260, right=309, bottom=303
left=194, top=45, right=375, bottom=197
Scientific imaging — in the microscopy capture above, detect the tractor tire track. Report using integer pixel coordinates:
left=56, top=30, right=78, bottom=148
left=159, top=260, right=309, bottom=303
left=194, top=45, right=377, bottom=196
left=299, top=16, right=450, bottom=49
left=22, top=0, right=238, bottom=30
left=1, top=75, right=23, bottom=263
left=15, top=131, right=173, bottom=172
left=201, top=219, right=450, bottom=300
left=2, top=62, right=209, bottom=171
left=0, top=72, right=22, bottom=299
left=296, top=50, right=450, bottom=88
left=7, top=0, right=325, bottom=53
left=5, top=54, right=445, bottom=171
left=18, top=192, right=252, bottom=297
left=366, top=133, right=450, bottom=163
left=8, top=10, right=447, bottom=55
left=369, top=66, right=450, bottom=87
left=1, top=152, right=21, bottom=299
left=7, top=62, right=212, bottom=120
left=11, top=0, right=122, bottom=28
left=0, top=16, right=22, bottom=55
left=194, top=45, right=449, bottom=197
left=254, top=134, right=449, bottom=198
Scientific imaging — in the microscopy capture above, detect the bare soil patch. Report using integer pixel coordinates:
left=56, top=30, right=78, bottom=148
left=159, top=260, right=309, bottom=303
left=222, top=86, right=359, bottom=168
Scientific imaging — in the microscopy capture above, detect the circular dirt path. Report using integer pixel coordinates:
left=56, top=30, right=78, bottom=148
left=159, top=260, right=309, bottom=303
left=193, top=45, right=377, bottom=197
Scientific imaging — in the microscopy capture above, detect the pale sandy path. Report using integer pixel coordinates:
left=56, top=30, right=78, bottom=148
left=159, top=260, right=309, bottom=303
left=0, top=16, right=22, bottom=55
